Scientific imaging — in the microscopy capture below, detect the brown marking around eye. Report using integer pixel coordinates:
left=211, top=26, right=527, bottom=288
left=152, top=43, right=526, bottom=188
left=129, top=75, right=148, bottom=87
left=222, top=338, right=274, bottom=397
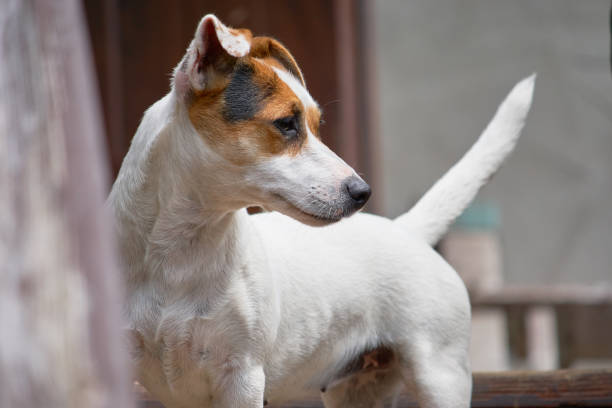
left=188, top=57, right=310, bottom=164
left=305, top=106, right=322, bottom=139
left=250, top=60, right=299, bottom=120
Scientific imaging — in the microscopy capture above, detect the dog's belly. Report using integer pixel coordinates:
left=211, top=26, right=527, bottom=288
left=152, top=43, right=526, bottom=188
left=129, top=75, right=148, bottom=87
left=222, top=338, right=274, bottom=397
left=263, top=344, right=397, bottom=404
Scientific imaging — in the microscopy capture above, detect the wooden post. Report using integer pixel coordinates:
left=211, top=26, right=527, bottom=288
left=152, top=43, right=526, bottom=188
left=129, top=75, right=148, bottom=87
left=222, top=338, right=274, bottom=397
left=506, top=305, right=528, bottom=363
left=0, top=1, right=133, bottom=407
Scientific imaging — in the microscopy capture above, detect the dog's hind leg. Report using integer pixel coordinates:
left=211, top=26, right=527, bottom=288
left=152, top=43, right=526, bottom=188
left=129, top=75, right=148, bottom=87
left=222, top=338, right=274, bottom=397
left=320, top=365, right=404, bottom=408
left=399, top=349, right=472, bottom=408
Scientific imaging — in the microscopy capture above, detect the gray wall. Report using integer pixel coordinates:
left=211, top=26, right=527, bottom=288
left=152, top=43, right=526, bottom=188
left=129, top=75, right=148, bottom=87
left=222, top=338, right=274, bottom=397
left=374, top=1, right=612, bottom=284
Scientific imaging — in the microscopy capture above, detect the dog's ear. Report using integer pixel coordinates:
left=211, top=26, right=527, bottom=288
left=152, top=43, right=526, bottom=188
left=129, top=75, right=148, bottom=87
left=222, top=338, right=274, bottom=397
left=250, top=37, right=305, bottom=86
left=173, top=14, right=252, bottom=97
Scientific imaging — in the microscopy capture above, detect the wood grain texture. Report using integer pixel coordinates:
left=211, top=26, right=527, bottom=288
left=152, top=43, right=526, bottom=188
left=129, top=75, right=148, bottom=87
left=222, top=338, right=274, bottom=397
left=0, top=0, right=133, bottom=406
left=136, top=369, right=612, bottom=407
left=470, top=369, right=612, bottom=407
left=472, top=285, right=612, bottom=307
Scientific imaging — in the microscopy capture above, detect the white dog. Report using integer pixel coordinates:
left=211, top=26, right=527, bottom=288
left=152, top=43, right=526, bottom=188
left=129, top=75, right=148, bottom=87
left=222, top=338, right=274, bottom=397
left=108, top=14, right=534, bottom=408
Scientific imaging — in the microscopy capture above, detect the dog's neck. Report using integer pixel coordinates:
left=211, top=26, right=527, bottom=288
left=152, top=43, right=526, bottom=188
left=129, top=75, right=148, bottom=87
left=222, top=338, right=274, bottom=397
left=110, top=91, right=250, bottom=292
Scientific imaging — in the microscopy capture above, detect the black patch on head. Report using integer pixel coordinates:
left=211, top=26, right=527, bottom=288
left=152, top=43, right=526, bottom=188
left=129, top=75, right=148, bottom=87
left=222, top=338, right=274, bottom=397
left=223, top=63, right=274, bottom=122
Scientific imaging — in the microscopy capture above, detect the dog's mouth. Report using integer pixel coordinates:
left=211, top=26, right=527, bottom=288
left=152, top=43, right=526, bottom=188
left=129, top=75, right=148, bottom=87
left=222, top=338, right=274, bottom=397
left=271, top=194, right=345, bottom=226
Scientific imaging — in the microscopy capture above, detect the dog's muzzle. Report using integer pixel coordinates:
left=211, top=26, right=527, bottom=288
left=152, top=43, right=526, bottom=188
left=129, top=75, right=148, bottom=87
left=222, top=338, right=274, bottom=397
left=343, top=176, right=371, bottom=211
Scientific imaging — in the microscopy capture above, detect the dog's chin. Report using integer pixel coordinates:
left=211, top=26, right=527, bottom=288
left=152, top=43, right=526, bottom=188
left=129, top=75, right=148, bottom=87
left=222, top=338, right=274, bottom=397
left=287, top=208, right=343, bottom=227
left=268, top=195, right=348, bottom=227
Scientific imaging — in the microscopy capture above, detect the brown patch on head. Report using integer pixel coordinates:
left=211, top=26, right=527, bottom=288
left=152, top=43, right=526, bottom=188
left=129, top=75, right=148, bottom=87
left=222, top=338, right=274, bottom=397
left=188, top=58, right=311, bottom=165
left=250, top=36, right=305, bottom=86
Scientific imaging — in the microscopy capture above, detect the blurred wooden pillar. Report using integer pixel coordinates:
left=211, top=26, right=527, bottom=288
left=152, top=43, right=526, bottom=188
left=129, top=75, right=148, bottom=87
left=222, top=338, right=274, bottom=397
left=0, top=0, right=133, bottom=407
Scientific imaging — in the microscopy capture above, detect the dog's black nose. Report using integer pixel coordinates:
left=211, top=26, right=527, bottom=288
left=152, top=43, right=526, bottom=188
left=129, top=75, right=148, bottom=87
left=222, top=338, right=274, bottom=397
left=345, top=177, right=371, bottom=206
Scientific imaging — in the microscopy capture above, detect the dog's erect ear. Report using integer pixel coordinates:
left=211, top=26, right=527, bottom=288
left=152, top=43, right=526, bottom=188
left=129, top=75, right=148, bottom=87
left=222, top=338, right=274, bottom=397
left=173, top=14, right=252, bottom=97
left=250, top=37, right=305, bottom=86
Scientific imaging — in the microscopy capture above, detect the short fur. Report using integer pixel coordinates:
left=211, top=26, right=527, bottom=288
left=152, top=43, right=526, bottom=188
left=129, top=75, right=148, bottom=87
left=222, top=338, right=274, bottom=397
left=108, top=14, right=535, bottom=408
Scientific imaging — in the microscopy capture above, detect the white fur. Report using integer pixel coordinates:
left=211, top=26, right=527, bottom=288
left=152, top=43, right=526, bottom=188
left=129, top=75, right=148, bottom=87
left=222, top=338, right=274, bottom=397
left=180, top=15, right=251, bottom=93
left=273, top=66, right=316, bottom=111
left=108, top=20, right=535, bottom=406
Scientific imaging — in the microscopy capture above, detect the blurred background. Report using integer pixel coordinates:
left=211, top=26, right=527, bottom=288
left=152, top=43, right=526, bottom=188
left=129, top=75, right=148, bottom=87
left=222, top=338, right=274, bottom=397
left=82, top=1, right=611, bottom=372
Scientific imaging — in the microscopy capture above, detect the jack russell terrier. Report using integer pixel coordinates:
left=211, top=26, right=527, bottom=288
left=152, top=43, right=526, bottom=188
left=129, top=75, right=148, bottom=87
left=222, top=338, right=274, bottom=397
left=108, top=14, right=534, bottom=408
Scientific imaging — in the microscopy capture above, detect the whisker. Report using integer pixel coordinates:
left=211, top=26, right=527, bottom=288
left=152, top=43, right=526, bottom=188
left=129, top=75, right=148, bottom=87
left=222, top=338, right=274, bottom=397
left=322, top=99, right=340, bottom=109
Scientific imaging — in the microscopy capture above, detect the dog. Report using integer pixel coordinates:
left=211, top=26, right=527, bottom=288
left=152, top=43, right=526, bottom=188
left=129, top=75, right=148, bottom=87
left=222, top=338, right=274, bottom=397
left=108, top=14, right=534, bottom=408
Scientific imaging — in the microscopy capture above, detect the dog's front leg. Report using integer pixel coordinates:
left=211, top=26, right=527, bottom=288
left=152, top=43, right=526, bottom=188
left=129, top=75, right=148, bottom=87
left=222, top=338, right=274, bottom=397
left=212, top=364, right=265, bottom=408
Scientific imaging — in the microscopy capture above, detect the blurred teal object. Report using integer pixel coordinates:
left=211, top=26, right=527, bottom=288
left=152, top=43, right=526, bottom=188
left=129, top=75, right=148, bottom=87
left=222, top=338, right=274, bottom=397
left=453, top=202, right=501, bottom=230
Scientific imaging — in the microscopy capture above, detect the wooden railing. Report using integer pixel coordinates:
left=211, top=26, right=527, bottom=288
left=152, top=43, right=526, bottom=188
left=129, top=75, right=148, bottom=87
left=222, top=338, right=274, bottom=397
left=471, top=284, right=612, bottom=307
left=471, top=284, right=612, bottom=368
left=136, top=368, right=612, bottom=407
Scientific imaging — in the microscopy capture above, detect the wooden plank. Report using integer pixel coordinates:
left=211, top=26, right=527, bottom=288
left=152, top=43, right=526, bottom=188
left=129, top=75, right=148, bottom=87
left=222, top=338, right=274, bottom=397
left=471, top=369, right=612, bottom=407
left=136, top=369, right=612, bottom=407
left=472, top=285, right=612, bottom=307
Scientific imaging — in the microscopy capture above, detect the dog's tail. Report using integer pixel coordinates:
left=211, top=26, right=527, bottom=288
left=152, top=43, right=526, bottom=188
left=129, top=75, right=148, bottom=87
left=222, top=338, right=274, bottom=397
left=394, top=74, right=536, bottom=246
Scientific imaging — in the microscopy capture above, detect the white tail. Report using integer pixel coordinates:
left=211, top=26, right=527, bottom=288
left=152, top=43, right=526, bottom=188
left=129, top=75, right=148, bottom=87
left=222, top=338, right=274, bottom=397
left=394, top=74, right=536, bottom=245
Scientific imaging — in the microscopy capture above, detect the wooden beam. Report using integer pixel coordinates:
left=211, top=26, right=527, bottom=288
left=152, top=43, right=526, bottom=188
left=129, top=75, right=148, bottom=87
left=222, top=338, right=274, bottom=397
left=470, top=369, right=612, bottom=407
left=136, top=369, right=612, bottom=407
left=472, top=284, right=612, bottom=307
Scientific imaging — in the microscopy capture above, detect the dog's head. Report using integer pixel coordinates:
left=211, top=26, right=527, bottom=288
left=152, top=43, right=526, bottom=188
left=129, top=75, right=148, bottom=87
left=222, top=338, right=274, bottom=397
left=173, top=15, right=370, bottom=226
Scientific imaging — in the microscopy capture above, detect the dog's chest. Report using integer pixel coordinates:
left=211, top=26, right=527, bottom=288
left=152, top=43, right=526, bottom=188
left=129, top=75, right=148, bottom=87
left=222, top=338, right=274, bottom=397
left=129, top=273, right=269, bottom=405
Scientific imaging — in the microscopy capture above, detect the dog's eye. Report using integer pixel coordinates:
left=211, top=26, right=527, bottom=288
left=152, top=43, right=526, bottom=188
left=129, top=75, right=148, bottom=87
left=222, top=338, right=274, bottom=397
left=273, top=116, right=299, bottom=139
